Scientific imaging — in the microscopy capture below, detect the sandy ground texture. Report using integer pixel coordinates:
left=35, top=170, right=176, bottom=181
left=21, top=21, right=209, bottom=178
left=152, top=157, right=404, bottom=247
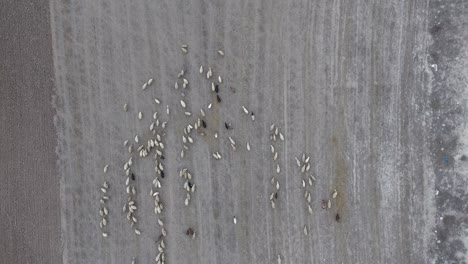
left=0, top=0, right=62, bottom=264
left=49, top=0, right=438, bottom=263
left=8, top=0, right=468, bottom=263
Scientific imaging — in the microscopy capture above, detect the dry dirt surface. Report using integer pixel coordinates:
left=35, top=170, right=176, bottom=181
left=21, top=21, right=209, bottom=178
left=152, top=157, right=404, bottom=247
left=0, top=0, right=61, bottom=264
left=50, top=0, right=435, bottom=263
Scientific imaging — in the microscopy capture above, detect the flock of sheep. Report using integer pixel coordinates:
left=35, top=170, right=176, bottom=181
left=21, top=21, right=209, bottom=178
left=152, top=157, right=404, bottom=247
left=97, top=45, right=338, bottom=264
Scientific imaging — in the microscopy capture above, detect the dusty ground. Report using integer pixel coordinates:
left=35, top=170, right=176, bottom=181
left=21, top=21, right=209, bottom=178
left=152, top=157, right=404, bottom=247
left=50, top=0, right=435, bottom=263
left=5, top=0, right=468, bottom=263
left=0, top=0, right=61, bottom=263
